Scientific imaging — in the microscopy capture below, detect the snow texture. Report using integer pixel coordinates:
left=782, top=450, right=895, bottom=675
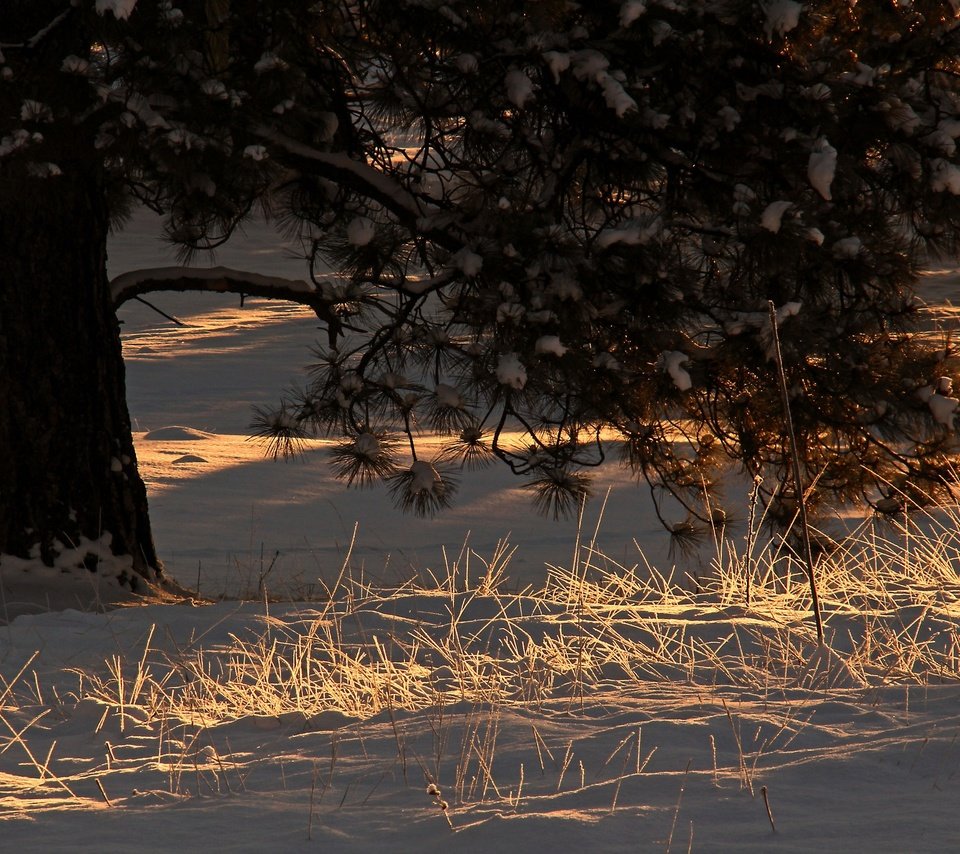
left=242, top=145, right=269, bottom=161
left=808, top=139, right=837, bottom=200
left=495, top=352, right=528, bottom=389
left=763, top=0, right=802, bottom=39
left=661, top=350, right=692, bottom=391
left=760, top=200, right=793, bottom=232
left=542, top=51, right=570, bottom=84
left=535, top=335, right=568, bottom=357
left=95, top=0, right=138, bottom=19
left=595, top=218, right=661, bottom=248
left=620, top=0, right=647, bottom=27
left=408, top=460, right=442, bottom=494
left=601, top=74, right=637, bottom=117
left=832, top=236, right=862, bottom=259
left=931, top=158, right=960, bottom=194
left=346, top=216, right=376, bottom=246
left=142, top=426, right=215, bottom=441
left=505, top=69, right=535, bottom=108
left=451, top=247, right=483, bottom=276
left=353, top=433, right=381, bottom=457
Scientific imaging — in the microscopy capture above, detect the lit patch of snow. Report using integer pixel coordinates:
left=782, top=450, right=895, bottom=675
left=600, top=74, right=637, bottom=117
left=20, top=100, right=52, bottom=122
left=535, top=336, right=568, bottom=357
left=542, top=51, right=570, bottom=84
left=452, top=248, right=483, bottom=276
left=802, top=83, right=831, bottom=101
left=650, top=20, right=673, bottom=45
left=0, top=129, right=32, bottom=158
left=172, top=454, right=208, bottom=464
left=923, top=128, right=956, bottom=158
left=763, top=0, right=803, bottom=39
left=201, top=80, right=228, bottom=100
left=620, top=0, right=647, bottom=27
left=95, top=0, right=138, bottom=19
left=776, top=301, right=802, bottom=323
left=550, top=272, right=582, bottom=301
left=254, top=53, right=287, bottom=74
left=496, top=353, right=528, bottom=389
left=882, top=97, right=921, bottom=135
left=808, top=139, right=837, bottom=200
left=409, top=460, right=442, bottom=494
left=931, top=159, right=960, bottom=194
left=832, top=236, right=862, bottom=259
left=60, top=55, right=90, bottom=75
left=760, top=200, right=793, bottom=233
left=593, top=352, right=621, bottom=371
left=505, top=69, right=535, bottom=108
left=353, top=433, right=381, bottom=458
left=142, top=426, right=216, bottom=441
left=242, top=145, right=269, bottom=161
left=717, top=106, right=740, bottom=132
left=918, top=386, right=959, bottom=427
left=661, top=350, right=692, bottom=391
left=571, top=50, right=610, bottom=82
left=26, top=162, right=61, bottom=178
left=596, top=218, right=661, bottom=248
left=840, top=63, right=876, bottom=87
left=346, top=217, right=376, bottom=246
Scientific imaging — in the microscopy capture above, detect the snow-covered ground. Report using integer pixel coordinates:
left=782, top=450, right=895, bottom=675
left=2, top=211, right=960, bottom=851
left=113, top=207, right=676, bottom=597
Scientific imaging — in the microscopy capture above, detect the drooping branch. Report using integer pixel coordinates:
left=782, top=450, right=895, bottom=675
left=110, top=266, right=357, bottom=345
left=111, top=265, right=320, bottom=310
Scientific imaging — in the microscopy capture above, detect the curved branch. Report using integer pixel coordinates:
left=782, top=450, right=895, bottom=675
left=110, top=266, right=356, bottom=345
left=112, top=265, right=320, bottom=310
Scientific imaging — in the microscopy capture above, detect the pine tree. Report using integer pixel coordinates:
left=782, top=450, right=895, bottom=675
left=0, top=0, right=363, bottom=589
left=253, top=0, right=960, bottom=538
left=5, top=1, right=960, bottom=599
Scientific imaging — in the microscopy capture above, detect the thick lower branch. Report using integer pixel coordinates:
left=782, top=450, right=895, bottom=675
left=110, top=266, right=320, bottom=309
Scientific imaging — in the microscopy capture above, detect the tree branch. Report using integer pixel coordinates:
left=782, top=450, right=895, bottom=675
left=110, top=266, right=322, bottom=308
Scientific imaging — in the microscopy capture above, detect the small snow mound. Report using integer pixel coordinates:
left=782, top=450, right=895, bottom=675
left=620, top=0, right=647, bottom=27
left=172, top=454, right=208, bottom=464
left=505, top=69, right=535, bottom=109
left=808, top=139, right=838, bottom=200
left=142, top=426, right=216, bottom=441
left=95, top=0, right=138, bottom=19
left=346, top=217, right=376, bottom=246
left=763, top=0, right=802, bottom=39
left=760, top=200, right=793, bottom=233
left=661, top=350, right=692, bottom=391
left=496, top=353, right=528, bottom=390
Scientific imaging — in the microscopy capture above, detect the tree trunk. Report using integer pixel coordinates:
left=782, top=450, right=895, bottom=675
left=0, top=165, right=163, bottom=591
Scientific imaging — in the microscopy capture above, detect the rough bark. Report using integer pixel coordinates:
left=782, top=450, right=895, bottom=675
left=0, top=166, right=162, bottom=589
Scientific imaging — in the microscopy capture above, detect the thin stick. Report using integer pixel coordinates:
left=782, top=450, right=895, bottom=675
left=761, top=785, right=777, bottom=833
left=307, top=761, right=319, bottom=841
left=665, top=759, right=692, bottom=854
left=767, top=301, right=824, bottom=645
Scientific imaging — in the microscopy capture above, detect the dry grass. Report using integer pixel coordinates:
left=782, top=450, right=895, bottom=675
left=4, top=498, right=960, bottom=824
